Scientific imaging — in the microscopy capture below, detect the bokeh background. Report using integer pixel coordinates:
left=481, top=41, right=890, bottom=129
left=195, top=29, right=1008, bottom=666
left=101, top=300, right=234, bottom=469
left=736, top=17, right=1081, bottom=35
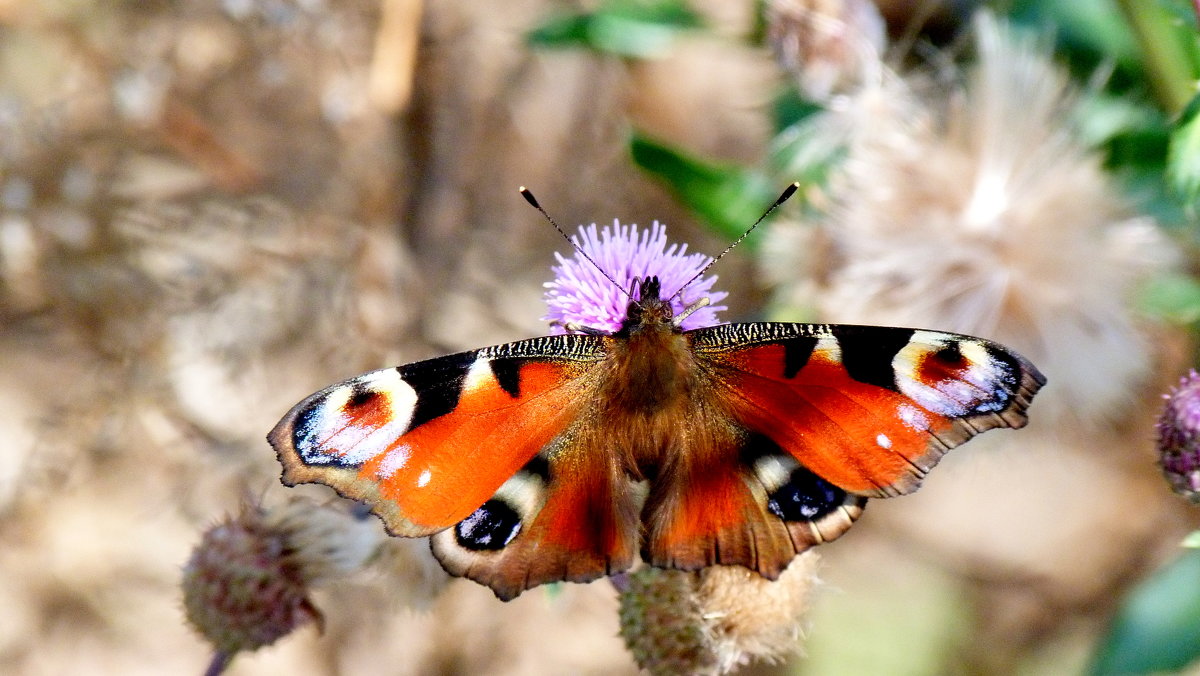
left=3, top=0, right=1200, bottom=674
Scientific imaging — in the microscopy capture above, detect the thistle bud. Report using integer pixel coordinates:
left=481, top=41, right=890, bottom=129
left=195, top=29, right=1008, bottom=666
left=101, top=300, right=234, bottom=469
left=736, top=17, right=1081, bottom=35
left=182, top=498, right=384, bottom=672
left=1158, top=370, right=1200, bottom=502
left=618, top=568, right=717, bottom=675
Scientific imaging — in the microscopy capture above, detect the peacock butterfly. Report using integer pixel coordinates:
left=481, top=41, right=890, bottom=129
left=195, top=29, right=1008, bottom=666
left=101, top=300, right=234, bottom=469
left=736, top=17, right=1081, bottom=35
left=268, top=187, right=1045, bottom=601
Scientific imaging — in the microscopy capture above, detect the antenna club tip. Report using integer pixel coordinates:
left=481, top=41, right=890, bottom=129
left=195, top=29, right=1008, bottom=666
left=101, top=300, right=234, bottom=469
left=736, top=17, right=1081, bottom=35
left=779, top=182, right=799, bottom=203
left=519, top=186, right=540, bottom=208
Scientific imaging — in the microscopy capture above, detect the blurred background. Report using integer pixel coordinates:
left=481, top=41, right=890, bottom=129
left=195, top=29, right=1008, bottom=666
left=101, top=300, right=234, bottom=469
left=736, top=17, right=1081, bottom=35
left=3, top=0, right=1200, bottom=674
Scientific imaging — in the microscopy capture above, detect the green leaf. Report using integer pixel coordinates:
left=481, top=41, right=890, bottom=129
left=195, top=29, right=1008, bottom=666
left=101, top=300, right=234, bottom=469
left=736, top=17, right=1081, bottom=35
left=1090, top=548, right=1200, bottom=674
left=527, top=0, right=703, bottom=58
left=772, top=85, right=823, bottom=134
left=1073, top=90, right=1167, bottom=152
left=1139, top=272, right=1200, bottom=324
left=1168, top=92, right=1200, bottom=203
left=630, top=133, right=776, bottom=240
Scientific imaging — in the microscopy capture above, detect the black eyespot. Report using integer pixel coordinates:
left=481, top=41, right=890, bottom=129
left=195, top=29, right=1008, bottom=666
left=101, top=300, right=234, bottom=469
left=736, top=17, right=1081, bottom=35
left=933, top=342, right=966, bottom=366
left=346, top=385, right=379, bottom=409
left=767, top=467, right=847, bottom=522
left=455, top=499, right=523, bottom=551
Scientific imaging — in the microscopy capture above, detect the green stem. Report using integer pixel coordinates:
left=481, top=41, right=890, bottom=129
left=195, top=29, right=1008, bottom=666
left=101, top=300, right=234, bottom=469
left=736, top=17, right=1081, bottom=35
left=1116, top=0, right=1199, bottom=114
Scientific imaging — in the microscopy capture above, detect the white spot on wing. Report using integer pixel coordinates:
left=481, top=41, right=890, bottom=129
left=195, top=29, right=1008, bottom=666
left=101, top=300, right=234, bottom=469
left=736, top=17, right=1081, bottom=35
left=494, top=471, right=546, bottom=519
left=375, top=444, right=411, bottom=478
left=876, top=433, right=892, bottom=449
left=814, top=333, right=842, bottom=363
left=417, top=469, right=432, bottom=487
left=463, top=356, right=495, bottom=393
left=753, top=455, right=799, bottom=492
left=898, top=403, right=930, bottom=431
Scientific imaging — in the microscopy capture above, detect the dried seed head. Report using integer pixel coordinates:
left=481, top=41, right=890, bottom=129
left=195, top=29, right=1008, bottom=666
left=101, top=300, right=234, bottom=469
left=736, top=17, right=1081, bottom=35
left=182, top=498, right=386, bottom=669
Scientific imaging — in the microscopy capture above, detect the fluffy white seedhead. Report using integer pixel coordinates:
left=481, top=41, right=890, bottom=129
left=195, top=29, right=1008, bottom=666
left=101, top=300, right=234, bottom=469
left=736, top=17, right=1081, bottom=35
left=775, top=13, right=1174, bottom=425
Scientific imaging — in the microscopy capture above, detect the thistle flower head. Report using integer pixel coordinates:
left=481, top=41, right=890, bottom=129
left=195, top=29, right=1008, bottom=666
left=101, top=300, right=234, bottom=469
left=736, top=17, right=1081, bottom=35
left=1158, top=370, right=1200, bottom=502
left=543, top=221, right=727, bottom=334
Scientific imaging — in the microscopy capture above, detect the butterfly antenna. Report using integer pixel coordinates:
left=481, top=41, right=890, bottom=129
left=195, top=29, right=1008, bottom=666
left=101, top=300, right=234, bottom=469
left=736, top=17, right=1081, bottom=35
left=669, top=182, right=800, bottom=302
left=520, top=186, right=632, bottom=300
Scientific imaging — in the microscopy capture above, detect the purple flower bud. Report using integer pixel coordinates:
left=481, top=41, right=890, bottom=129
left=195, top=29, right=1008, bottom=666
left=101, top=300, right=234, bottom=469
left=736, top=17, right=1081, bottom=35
left=542, top=221, right=728, bottom=334
left=1158, top=370, right=1200, bottom=502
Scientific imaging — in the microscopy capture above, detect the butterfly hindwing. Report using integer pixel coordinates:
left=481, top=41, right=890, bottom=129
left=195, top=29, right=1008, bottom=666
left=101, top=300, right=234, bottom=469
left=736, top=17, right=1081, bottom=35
left=268, top=335, right=607, bottom=537
left=639, top=423, right=867, bottom=579
left=690, top=323, right=1045, bottom=498
left=430, top=435, right=643, bottom=601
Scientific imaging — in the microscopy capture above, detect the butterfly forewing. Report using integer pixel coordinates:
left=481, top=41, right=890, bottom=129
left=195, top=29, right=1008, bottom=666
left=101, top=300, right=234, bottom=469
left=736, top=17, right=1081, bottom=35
left=689, top=323, right=1045, bottom=498
left=268, top=335, right=607, bottom=537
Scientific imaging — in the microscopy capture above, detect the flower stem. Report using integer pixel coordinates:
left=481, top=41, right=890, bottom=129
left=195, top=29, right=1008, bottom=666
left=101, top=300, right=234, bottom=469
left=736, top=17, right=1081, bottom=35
left=1116, top=0, right=1199, bottom=114
left=203, top=651, right=233, bottom=676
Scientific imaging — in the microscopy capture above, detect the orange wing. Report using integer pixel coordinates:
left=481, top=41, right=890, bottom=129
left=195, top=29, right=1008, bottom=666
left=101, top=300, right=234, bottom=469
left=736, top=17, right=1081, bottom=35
left=269, top=336, right=604, bottom=535
left=269, top=334, right=647, bottom=600
left=690, top=323, right=1045, bottom=498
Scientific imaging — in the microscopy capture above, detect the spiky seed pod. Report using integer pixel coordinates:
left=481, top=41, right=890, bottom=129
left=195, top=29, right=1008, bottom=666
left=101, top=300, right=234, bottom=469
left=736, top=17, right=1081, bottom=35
left=182, top=504, right=322, bottom=660
left=618, top=553, right=821, bottom=675
left=1158, top=370, right=1200, bottom=502
left=618, top=568, right=718, bottom=676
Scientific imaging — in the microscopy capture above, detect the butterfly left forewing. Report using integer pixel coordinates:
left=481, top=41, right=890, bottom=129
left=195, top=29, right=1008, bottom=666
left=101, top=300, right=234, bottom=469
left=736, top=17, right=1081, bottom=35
left=690, top=323, right=1045, bottom=499
left=271, top=334, right=654, bottom=600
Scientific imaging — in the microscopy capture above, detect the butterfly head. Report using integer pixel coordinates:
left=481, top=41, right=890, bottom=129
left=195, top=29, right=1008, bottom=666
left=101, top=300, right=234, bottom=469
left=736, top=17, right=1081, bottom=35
left=615, top=276, right=676, bottom=337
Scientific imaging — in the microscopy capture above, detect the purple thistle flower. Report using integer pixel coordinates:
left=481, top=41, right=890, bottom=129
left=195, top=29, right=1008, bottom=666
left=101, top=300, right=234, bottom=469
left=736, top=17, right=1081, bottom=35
left=1158, top=369, right=1200, bottom=502
left=543, top=220, right=728, bottom=334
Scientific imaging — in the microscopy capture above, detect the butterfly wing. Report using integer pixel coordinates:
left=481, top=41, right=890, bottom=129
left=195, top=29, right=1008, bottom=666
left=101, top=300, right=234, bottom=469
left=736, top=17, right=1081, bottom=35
left=428, top=423, right=644, bottom=600
left=269, top=336, right=611, bottom=535
left=638, top=322, right=1043, bottom=578
left=691, top=323, right=1045, bottom=498
left=269, top=334, right=645, bottom=600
